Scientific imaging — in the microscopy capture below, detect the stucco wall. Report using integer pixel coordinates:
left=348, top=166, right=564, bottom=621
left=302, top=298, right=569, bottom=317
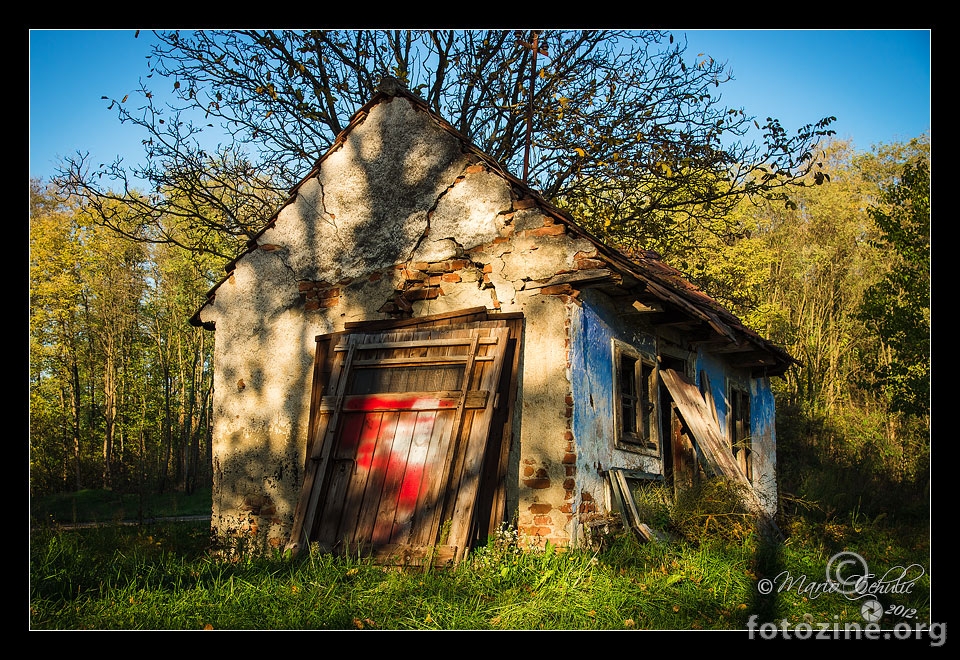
left=200, top=94, right=597, bottom=551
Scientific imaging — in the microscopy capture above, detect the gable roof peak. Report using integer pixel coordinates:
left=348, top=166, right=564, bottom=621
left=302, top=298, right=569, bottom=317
left=377, top=75, right=406, bottom=97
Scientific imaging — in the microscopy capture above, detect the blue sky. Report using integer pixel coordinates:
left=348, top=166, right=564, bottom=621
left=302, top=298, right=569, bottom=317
left=28, top=29, right=931, bottom=183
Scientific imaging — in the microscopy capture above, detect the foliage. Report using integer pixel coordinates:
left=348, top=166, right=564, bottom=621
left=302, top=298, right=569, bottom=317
left=29, top=180, right=216, bottom=496
left=857, top=156, right=930, bottom=417
left=670, top=137, right=931, bottom=501
left=31, top=488, right=213, bottom=526
left=56, top=29, right=833, bottom=262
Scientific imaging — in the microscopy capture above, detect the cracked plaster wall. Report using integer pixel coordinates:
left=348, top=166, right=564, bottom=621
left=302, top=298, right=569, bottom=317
left=200, top=94, right=596, bottom=551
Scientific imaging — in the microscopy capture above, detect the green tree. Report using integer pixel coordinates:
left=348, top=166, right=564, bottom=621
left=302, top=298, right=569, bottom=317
left=57, top=29, right=834, bottom=261
left=30, top=181, right=89, bottom=492
left=30, top=179, right=218, bottom=497
left=857, top=155, right=930, bottom=418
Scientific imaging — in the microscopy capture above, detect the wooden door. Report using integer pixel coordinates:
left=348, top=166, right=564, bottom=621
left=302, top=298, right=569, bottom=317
left=669, top=402, right=699, bottom=496
left=658, top=368, right=770, bottom=520
left=288, top=321, right=510, bottom=565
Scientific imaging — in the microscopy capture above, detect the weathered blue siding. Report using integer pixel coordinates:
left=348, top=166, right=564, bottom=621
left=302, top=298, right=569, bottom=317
left=567, top=290, right=780, bottom=530
left=568, top=292, right=662, bottom=522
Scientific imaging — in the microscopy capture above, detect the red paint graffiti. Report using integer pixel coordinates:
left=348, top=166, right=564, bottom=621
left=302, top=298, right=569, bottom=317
left=344, top=395, right=456, bottom=411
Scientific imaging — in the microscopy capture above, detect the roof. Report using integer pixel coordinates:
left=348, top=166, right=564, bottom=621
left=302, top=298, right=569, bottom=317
left=190, top=77, right=798, bottom=377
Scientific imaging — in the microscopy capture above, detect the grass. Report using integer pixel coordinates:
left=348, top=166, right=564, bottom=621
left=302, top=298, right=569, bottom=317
left=29, top=486, right=933, bottom=631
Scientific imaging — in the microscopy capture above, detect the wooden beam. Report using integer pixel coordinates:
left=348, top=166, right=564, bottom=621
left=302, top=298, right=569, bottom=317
left=524, top=268, right=620, bottom=290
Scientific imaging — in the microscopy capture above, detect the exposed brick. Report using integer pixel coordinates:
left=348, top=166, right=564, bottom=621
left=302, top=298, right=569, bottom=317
left=304, top=300, right=320, bottom=311
left=520, top=525, right=552, bottom=537
left=465, top=164, right=485, bottom=174
left=259, top=243, right=282, bottom=251
left=575, top=258, right=606, bottom=270
left=534, top=515, right=553, bottom=525
left=523, top=478, right=551, bottom=489
left=514, top=197, right=537, bottom=209
left=298, top=281, right=314, bottom=293
left=482, top=263, right=494, bottom=273
left=563, top=478, right=576, bottom=490
left=403, top=286, right=440, bottom=301
left=317, top=287, right=340, bottom=299
left=369, top=271, right=383, bottom=281
left=530, top=224, right=566, bottom=237
left=529, top=503, right=552, bottom=514
left=441, top=272, right=461, bottom=283
left=540, top=284, right=573, bottom=296
left=562, top=452, right=577, bottom=465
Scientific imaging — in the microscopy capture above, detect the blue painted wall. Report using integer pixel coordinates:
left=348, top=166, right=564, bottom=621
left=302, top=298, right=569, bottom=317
left=568, top=292, right=661, bottom=508
left=568, top=289, right=780, bottom=520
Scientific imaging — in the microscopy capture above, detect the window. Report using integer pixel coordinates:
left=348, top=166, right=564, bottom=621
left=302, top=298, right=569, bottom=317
left=613, top=340, right=658, bottom=455
left=729, top=383, right=752, bottom=482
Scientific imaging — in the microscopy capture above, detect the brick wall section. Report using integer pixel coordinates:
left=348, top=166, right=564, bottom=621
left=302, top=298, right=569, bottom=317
left=298, top=280, right=344, bottom=310
left=376, top=258, right=475, bottom=314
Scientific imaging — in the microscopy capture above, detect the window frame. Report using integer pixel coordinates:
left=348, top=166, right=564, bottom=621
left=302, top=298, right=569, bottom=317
left=728, top=380, right=753, bottom=482
left=612, top=339, right=659, bottom=456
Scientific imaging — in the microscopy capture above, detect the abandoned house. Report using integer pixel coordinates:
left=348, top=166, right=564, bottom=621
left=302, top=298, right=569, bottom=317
left=189, top=77, right=796, bottom=562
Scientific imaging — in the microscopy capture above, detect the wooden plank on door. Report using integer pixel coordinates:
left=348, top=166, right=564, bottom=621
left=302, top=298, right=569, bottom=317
left=446, top=326, right=510, bottom=560
left=286, top=337, right=356, bottom=554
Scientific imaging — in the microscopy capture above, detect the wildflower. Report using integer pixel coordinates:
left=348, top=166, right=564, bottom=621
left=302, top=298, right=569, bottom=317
left=624, top=619, right=636, bottom=628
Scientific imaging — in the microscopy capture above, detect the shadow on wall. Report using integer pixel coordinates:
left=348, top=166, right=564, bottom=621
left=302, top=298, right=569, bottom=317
left=211, top=98, right=505, bottom=552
